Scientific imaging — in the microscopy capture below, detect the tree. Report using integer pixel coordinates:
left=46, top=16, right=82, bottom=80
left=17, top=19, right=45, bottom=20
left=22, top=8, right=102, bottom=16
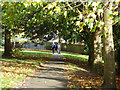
left=2, top=2, right=29, bottom=57
left=68, top=2, right=103, bottom=72
left=117, top=2, right=120, bottom=75
left=2, top=2, right=15, bottom=57
left=2, top=2, right=55, bottom=57
left=113, top=23, right=120, bottom=75
left=3, top=27, right=12, bottom=57
left=102, top=0, right=116, bottom=88
left=114, top=2, right=120, bottom=75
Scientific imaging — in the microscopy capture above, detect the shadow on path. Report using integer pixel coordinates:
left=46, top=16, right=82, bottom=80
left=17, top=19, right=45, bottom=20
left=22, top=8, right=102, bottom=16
left=17, top=54, right=68, bottom=88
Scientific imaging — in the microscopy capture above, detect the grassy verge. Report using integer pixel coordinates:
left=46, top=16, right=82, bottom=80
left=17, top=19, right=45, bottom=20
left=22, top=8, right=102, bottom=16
left=67, top=62, right=120, bottom=89
left=66, top=62, right=104, bottom=89
left=20, top=48, right=89, bottom=61
left=0, top=48, right=89, bottom=88
left=63, top=55, right=120, bottom=89
left=0, top=49, right=52, bottom=88
left=1, top=58, right=44, bottom=88
left=0, top=48, right=120, bottom=88
left=0, top=48, right=88, bottom=60
left=62, top=52, right=88, bottom=61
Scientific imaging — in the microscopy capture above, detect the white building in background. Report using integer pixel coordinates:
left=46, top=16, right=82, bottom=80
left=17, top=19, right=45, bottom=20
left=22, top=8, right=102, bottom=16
left=12, top=32, right=66, bottom=49
left=22, top=41, right=46, bottom=50
left=11, top=32, right=45, bottom=49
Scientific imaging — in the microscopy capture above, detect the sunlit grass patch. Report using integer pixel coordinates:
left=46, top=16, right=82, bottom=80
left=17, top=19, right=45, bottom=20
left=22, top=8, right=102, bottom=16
left=1, top=71, right=27, bottom=88
left=0, top=48, right=52, bottom=88
left=62, top=52, right=88, bottom=61
left=68, top=63, right=89, bottom=72
left=67, top=62, right=104, bottom=89
left=22, top=48, right=52, bottom=52
left=22, top=50, right=52, bottom=55
left=67, top=62, right=120, bottom=89
left=0, top=57, right=45, bottom=88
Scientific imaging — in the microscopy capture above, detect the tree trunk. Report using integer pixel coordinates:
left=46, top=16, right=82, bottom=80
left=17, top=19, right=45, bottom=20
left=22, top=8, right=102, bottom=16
left=88, top=33, right=94, bottom=69
left=113, top=24, right=120, bottom=75
left=58, top=36, right=61, bottom=44
left=3, top=28, right=12, bottom=58
left=117, top=1, right=120, bottom=75
left=102, top=0, right=116, bottom=88
left=93, top=27, right=103, bottom=75
left=116, top=46, right=120, bottom=75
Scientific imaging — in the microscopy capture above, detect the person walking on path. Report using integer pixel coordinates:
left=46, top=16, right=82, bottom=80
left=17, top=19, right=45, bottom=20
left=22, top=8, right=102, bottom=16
left=57, top=43, right=61, bottom=54
left=51, top=42, right=56, bottom=54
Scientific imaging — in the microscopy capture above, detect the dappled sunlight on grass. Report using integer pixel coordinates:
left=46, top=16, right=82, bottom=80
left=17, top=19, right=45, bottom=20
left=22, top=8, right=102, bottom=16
left=0, top=72, right=26, bottom=88
left=0, top=59, right=36, bottom=88
left=66, top=62, right=104, bottom=88
left=63, top=56, right=104, bottom=88
left=22, top=50, right=52, bottom=55
left=68, top=63, right=89, bottom=73
left=64, top=57, right=120, bottom=89
left=62, top=52, right=88, bottom=61
left=1, top=48, right=119, bottom=88
left=0, top=50, right=52, bottom=88
left=66, top=62, right=120, bottom=89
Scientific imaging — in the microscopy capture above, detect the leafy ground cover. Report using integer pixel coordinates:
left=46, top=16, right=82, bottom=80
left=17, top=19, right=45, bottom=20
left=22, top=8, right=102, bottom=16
left=66, top=62, right=104, bottom=89
left=0, top=48, right=120, bottom=89
left=63, top=57, right=120, bottom=89
left=0, top=49, right=51, bottom=88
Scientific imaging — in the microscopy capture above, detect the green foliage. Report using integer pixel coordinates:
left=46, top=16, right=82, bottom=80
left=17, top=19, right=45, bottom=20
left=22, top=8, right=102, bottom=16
left=0, top=48, right=54, bottom=88
left=82, top=47, right=89, bottom=55
left=12, top=48, right=23, bottom=58
left=2, top=1, right=119, bottom=42
left=1, top=1, right=120, bottom=88
left=45, top=42, right=52, bottom=50
left=114, top=17, right=120, bottom=22
left=2, top=1, right=119, bottom=45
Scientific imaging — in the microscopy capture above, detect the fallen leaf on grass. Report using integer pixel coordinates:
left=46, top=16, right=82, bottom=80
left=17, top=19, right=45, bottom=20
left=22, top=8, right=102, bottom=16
left=66, top=62, right=104, bottom=89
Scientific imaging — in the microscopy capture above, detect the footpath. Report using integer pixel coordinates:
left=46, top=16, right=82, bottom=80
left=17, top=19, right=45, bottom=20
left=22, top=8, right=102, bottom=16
left=16, top=54, right=68, bottom=89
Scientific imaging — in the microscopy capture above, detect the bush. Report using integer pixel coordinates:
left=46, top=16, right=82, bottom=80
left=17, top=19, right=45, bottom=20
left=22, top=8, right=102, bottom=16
left=82, top=47, right=89, bottom=55
left=12, top=48, right=23, bottom=58
left=45, top=42, right=86, bottom=54
left=45, top=42, right=52, bottom=50
left=61, top=43, right=84, bottom=54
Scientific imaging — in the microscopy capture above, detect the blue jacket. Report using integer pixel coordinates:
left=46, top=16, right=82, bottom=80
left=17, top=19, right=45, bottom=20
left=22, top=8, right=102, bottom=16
left=51, top=43, right=56, bottom=48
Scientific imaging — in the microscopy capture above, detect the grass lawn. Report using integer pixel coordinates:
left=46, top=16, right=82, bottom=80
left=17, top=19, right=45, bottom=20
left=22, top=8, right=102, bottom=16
left=66, top=62, right=104, bottom=88
left=1, top=58, right=44, bottom=88
left=0, top=48, right=112, bottom=88
left=22, top=48, right=89, bottom=61
left=0, top=48, right=88, bottom=60
left=66, top=61, right=120, bottom=89
left=0, top=48, right=89, bottom=88
left=62, top=52, right=88, bottom=61
left=0, top=48, right=52, bottom=88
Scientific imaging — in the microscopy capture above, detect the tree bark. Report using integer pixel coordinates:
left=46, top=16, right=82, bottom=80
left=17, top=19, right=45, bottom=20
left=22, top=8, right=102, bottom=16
left=102, top=0, right=116, bottom=88
left=88, top=33, right=94, bottom=69
left=116, top=45, right=120, bottom=75
left=3, top=28, right=12, bottom=58
left=58, top=36, right=61, bottom=44
left=93, top=27, right=103, bottom=75
left=117, top=1, right=120, bottom=75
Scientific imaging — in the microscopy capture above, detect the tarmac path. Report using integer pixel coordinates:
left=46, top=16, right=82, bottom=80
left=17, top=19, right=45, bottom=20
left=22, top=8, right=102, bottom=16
left=17, top=54, right=68, bottom=89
